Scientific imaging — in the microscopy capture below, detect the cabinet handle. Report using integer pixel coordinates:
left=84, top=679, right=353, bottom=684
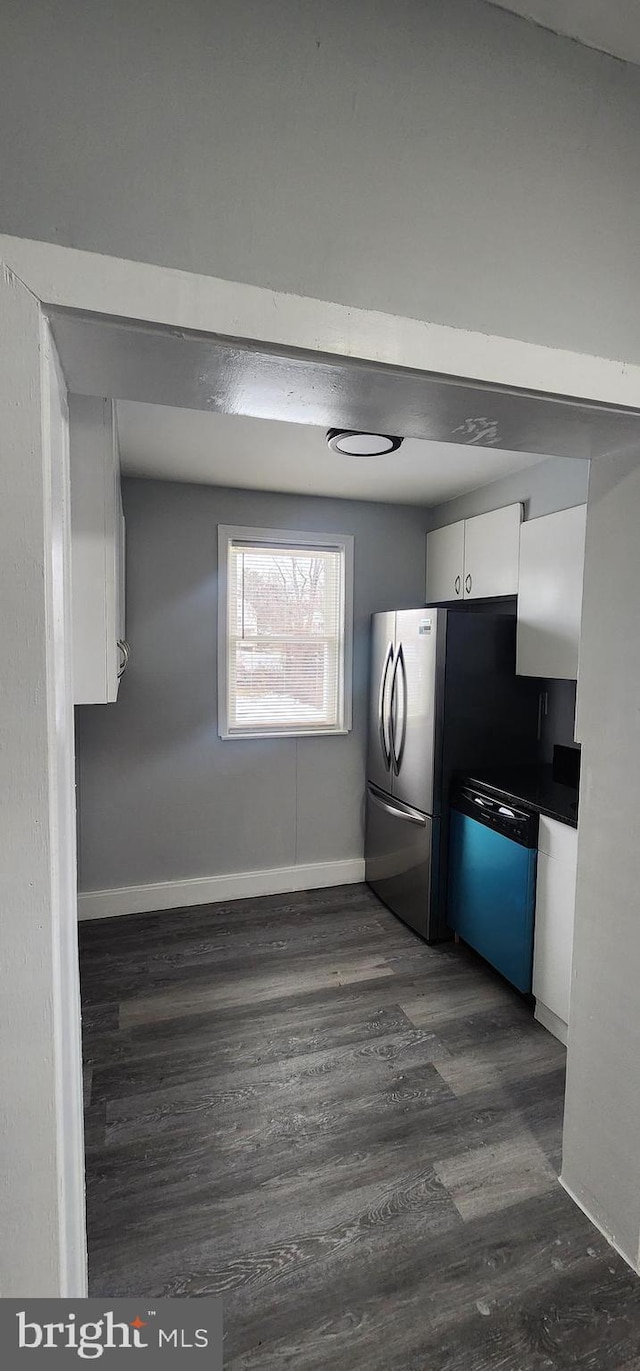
left=465, top=573, right=472, bottom=594
left=117, top=639, right=130, bottom=679
left=454, top=574, right=461, bottom=596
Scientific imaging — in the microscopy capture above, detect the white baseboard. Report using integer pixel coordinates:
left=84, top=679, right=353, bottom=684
left=559, top=1176, right=639, bottom=1275
left=534, top=1001, right=568, bottom=1046
left=77, top=858, right=366, bottom=921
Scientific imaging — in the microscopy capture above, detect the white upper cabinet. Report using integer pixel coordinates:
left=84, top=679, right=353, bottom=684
left=516, top=505, right=586, bottom=680
left=425, top=521, right=465, bottom=603
left=463, top=504, right=522, bottom=600
left=70, top=396, right=127, bottom=704
left=426, top=503, right=522, bottom=603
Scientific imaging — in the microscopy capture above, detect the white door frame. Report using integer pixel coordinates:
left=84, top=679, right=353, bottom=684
left=0, top=266, right=86, bottom=1296
left=3, top=234, right=640, bottom=1295
left=4, top=233, right=640, bottom=408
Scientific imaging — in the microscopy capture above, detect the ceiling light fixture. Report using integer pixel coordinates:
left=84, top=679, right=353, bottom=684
left=326, top=428, right=403, bottom=457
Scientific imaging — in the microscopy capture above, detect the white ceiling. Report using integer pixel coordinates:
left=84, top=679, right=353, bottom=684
left=116, top=401, right=545, bottom=507
left=487, top=1, right=640, bottom=66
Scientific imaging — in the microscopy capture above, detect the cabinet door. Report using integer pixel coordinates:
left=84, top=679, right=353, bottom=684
left=516, top=505, right=586, bottom=680
left=113, top=506, right=127, bottom=697
left=426, top=521, right=464, bottom=603
left=463, top=504, right=522, bottom=599
left=116, top=486, right=126, bottom=644
left=532, top=846, right=577, bottom=1027
left=70, top=396, right=122, bottom=703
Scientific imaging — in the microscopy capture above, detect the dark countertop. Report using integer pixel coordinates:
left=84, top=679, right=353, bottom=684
left=461, top=765, right=579, bottom=828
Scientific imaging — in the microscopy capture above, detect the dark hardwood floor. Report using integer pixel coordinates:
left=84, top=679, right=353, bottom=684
left=79, top=884, right=640, bottom=1369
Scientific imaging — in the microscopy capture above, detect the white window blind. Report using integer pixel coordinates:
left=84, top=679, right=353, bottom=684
left=219, top=528, right=353, bottom=738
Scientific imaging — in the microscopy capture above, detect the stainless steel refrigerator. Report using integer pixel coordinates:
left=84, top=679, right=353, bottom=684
left=365, top=607, right=539, bottom=942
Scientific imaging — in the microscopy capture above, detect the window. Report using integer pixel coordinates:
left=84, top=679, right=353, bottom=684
left=218, top=526, right=354, bottom=739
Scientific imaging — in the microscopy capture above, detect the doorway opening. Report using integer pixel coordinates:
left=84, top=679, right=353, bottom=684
left=5, top=241, right=640, bottom=1321
left=53, top=306, right=640, bottom=1337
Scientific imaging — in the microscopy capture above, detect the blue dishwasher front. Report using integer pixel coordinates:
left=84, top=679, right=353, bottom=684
left=448, top=786, right=538, bottom=993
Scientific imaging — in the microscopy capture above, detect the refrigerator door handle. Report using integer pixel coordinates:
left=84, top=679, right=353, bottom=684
left=389, top=648, right=400, bottom=772
left=367, top=785, right=427, bottom=826
left=390, top=643, right=407, bottom=774
left=378, top=641, right=394, bottom=770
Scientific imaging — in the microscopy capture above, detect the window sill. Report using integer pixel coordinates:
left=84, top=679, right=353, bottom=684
left=219, top=727, right=351, bottom=741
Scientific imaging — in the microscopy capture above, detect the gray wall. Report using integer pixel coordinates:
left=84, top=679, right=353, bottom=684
left=562, top=449, right=640, bottom=1268
left=76, top=479, right=429, bottom=892
left=3, top=1, right=640, bottom=362
left=427, top=456, right=590, bottom=530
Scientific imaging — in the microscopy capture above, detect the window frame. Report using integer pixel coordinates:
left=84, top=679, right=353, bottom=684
left=217, top=524, right=354, bottom=740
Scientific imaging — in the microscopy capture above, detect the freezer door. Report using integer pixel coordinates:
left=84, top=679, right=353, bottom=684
left=365, top=784, right=433, bottom=939
left=391, top=608, right=443, bottom=814
left=366, top=611, right=396, bottom=793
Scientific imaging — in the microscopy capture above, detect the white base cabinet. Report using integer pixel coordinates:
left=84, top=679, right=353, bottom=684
left=426, top=503, right=522, bottom=603
left=70, top=396, right=126, bottom=704
left=533, top=815, right=578, bottom=1045
left=516, top=504, right=586, bottom=680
